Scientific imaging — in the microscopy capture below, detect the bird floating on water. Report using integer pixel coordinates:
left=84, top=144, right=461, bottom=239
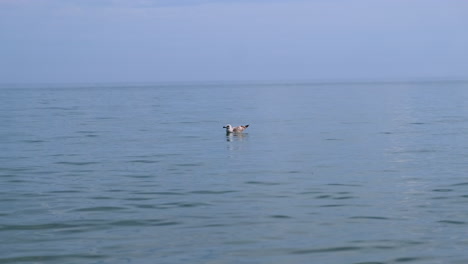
left=223, top=124, right=249, bottom=133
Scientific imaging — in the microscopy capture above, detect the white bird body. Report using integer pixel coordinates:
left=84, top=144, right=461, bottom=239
left=223, top=124, right=249, bottom=133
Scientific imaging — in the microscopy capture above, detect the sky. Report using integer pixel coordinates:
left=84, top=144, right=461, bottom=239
left=0, top=0, right=467, bottom=83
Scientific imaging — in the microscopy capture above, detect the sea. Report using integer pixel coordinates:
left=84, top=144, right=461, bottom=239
left=1, top=81, right=468, bottom=264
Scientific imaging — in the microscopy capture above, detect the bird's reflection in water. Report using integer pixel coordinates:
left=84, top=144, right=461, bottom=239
left=226, top=133, right=248, bottom=142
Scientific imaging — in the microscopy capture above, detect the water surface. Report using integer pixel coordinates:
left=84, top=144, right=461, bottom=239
left=1, top=82, right=468, bottom=263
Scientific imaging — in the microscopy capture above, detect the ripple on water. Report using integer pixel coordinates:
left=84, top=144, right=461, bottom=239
left=269, top=215, right=292, bottom=219
left=409, top=122, right=427, bottom=125
left=127, top=160, right=160, bottom=164
left=438, top=220, right=467, bottom=225
left=290, top=246, right=362, bottom=254
left=326, top=183, right=362, bottom=187
left=315, top=194, right=356, bottom=200
left=318, top=204, right=348, bottom=208
left=190, top=190, right=237, bottom=195
left=142, top=202, right=210, bottom=209
left=175, top=162, right=204, bottom=167
left=73, top=206, right=127, bottom=212
left=141, top=191, right=184, bottom=195
left=393, top=257, right=428, bottom=262
left=245, top=181, right=282, bottom=186
left=349, top=216, right=392, bottom=220
left=0, top=223, right=74, bottom=231
left=353, top=261, right=385, bottom=264
left=432, top=188, right=453, bottom=192
left=20, top=139, right=46, bottom=143
left=0, top=167, right=34, bottom=173
left=451, top=182, right=468, bottom=186
left=55, top=161, right=99, bottom=166
left=110, top=219, right=181, bottom=227
left=90, top=196, right=113, bottom=200
left=0, top=254, right=106, bottom=264
left=49, top=190, right=82, bottom=194
left=123, top=174, right=157, bottom=180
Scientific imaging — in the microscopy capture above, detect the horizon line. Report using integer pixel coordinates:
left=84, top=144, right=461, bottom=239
left=1, top=78, right=468, bottom=88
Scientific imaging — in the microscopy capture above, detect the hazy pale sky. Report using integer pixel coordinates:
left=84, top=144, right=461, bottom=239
left=1, top=0, right=467, bottom=83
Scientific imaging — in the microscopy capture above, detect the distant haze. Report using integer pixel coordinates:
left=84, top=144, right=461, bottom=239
left=1, top=0, right=467, bottom=83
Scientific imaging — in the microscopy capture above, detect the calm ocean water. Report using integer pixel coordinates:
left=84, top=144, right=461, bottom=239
left=2, top=81, right=468, bottom=264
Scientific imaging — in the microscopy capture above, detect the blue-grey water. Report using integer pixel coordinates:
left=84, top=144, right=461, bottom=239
left=2, top=81, right=468, bottom=264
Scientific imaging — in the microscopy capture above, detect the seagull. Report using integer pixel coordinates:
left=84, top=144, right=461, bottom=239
left=223, top=124, right=249, bottom=133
